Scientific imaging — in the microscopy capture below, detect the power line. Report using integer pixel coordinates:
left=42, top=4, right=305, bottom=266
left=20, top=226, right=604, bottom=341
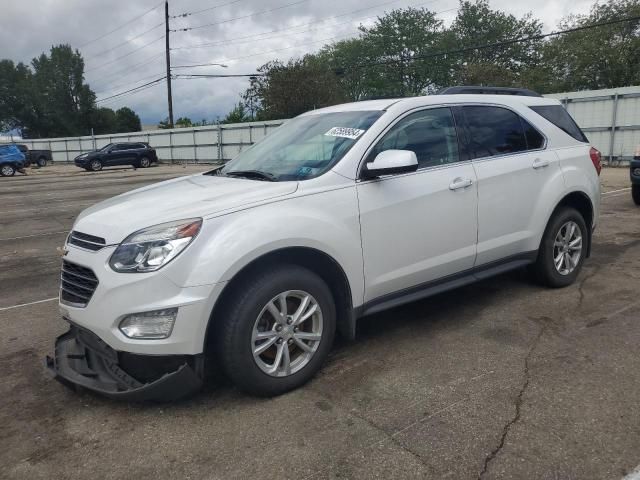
left=196, top=5, right=457, bottom=65
left=347, top=14, right=640, bottom=71
left=86, top=22, right=164, bottom=59
left=96, top=77, right=166, bottom=103
left=85, top=35, right=165, bottom=73
left=88, top=52, right=165, bottom=88
left=79, top=2, right=163, bottom=48
left=98, top=81, right=165, bottom=106
left=173, top=73, right=264, bottom=78
left=172, top=62, right=228, bottom=68
left=172, top=0, right=310, bottom=32
left=171, top=0, right=244, bottom=18
left=170, top=0, right=434, bottom=50
left=95, top=71, right=167, bottom=95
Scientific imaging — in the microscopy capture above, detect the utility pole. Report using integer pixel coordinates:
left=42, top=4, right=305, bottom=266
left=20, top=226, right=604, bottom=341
left=164, top=0, right=174, bottom=128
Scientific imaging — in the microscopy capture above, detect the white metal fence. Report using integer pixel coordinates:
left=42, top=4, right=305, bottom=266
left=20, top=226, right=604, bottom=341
left=545, top=85, right=640, bottom=163
left=4, top=85, right=639, bottom=164
left=7, top=120, right=285, bottom=164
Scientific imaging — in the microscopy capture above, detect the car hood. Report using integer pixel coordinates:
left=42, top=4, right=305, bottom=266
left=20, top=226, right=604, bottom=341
left=73, top=173, right=298, bottom=244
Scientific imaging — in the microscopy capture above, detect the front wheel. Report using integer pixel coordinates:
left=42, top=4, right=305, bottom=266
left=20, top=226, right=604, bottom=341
left=1, top=164, right=16, bottom=176
left=531, top=206, right=588, bottom=288
left=89, top=159, right=103, bottom=172
left=218, top=265, right=336, bottom=396
left=632, top=185, right=640, bottom=206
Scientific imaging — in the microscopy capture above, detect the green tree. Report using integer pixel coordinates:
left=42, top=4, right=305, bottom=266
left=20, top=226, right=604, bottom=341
left=28, top=44, right=96, bottom=137
left=356, top=7, right=450, bottom=96
left=175, top=117, right=194, bottom=128
left=222, top=102, right=251, bottom=124
left=446, top=0, right=544, bottom=86
left=115, top=107, right=141, bottom=132
left=245, top=56, right=346, bottom=120
left=92, top=107, right=117, bottom=134
left=538, top=0, right=640, bottom=92
left=157, top=118, right=171, bottom=129
left=0, top=60, right=34, bottom=133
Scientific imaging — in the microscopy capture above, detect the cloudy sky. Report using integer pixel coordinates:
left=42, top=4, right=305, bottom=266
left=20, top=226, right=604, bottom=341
left=1, top=0, right=594, bottom=125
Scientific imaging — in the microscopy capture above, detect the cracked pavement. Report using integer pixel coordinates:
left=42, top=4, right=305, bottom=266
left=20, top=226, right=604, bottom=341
left=1, top=166, right=639, bottom=479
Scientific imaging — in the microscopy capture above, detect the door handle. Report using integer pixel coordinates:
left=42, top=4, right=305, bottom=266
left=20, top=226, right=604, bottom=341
left=449, top=177, right=473, bottom=190
left=532, top=158, right=550, bottom=169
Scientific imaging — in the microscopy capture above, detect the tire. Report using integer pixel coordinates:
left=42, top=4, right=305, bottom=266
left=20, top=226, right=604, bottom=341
left=531, top=206, right=588, bottom=288
left=37, top=157, right=47, bottom=167
left=632, top=185, right=640, bottom=206
left=218, top=264, right=336, bottom=397
left=138, top=156, right=151, bottom=168
left=89, top=159, right=103, bottom=172
left=1, top=164, right=16, bottom=177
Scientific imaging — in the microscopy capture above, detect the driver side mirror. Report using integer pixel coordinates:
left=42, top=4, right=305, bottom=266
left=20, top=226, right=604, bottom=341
left=361, top=150, right=418, bottom=180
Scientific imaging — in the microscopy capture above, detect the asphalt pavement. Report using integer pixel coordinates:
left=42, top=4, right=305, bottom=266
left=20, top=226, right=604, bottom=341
left=1, top=164, right=638, bottom=480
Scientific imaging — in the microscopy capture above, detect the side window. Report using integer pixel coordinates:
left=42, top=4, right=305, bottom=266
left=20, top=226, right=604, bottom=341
left=521, top=118, right=545, bottom=150
left=369, top=107, right=460, bottom=169
left=463, top=106, right=527, bottom=158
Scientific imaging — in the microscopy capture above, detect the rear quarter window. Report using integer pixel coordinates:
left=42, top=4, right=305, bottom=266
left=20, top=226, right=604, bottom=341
left=530, top=105, right=588, bottom=143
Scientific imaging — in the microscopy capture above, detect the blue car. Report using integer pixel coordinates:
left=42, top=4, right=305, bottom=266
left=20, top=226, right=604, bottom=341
left=0, top=144, right=26, bottom=176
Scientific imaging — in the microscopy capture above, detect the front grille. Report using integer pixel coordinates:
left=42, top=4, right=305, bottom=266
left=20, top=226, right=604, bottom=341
left=68, top=230, right=106, bottom=251
left=60, top=260, right=99, bottom=307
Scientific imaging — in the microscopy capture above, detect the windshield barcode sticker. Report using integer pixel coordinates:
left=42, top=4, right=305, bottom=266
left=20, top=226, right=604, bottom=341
left=324, top=127, right=365, bottom=139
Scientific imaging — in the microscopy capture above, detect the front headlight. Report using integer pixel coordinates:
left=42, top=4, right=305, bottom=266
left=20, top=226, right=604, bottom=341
left=109, top=218, right=202, bottom=273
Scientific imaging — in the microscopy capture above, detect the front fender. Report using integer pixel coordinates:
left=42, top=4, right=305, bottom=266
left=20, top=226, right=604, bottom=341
left=161, top=185, right=365, bottom=308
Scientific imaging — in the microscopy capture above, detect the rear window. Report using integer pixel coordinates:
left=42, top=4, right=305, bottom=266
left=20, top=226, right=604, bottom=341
left=530, top=105, right=588, bottom=143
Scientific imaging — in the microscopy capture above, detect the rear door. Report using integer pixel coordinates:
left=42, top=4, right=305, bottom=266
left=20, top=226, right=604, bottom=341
left=461, top=105, right=563, bottom=265
left=357, top=106, right=478, bottom=302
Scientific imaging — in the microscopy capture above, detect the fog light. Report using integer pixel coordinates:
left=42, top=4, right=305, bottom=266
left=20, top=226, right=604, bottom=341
left=119, top=308, right=178, bottom=339
left=633, top=168, right=640, bottom=177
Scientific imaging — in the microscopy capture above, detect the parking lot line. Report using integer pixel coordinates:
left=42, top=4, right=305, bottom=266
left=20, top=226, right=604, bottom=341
left=0, top=230, right=67, bottom=241
left=602, top=187, right=631, bottom=196
left=0, top=297, right=58, bottom=312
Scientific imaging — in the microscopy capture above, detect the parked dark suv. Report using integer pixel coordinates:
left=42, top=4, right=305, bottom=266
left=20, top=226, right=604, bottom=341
left=74, top=143, right=158, bottom=171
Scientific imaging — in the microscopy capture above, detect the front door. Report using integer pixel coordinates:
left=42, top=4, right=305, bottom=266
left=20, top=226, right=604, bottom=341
left=357, top=107, right=478, bottom=303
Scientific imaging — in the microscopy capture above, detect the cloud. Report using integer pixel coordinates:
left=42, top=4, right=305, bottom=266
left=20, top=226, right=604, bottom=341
left=1, top=0, right=594, bottom=125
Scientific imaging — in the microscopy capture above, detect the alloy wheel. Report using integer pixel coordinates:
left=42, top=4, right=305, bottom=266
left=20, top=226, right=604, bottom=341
left=251, top=290, right=323, bottom=377
left=553, top=220, right=582, bottom=275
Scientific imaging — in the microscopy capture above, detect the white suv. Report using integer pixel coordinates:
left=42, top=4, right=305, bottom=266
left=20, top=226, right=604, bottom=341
left=47, top=89, right=601, bottom=400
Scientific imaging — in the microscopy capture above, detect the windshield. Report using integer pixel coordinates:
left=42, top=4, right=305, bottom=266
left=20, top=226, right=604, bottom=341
left=98, top=143, right=113, bottom=152
left=221, top=110, right=383, bottom=181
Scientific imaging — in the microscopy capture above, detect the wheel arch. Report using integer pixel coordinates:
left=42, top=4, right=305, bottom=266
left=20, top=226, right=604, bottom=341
left=204, top=246, right=356, bottom=355
left=546, top=190, right=594, bottom=257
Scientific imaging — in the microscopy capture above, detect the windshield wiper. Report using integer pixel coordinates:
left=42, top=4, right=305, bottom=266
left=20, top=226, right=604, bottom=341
left=224, top=170, right=278, bottom=182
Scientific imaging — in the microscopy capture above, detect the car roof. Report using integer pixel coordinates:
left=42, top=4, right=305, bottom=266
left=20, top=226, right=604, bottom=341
left=304, top=94, right=560, bottom=115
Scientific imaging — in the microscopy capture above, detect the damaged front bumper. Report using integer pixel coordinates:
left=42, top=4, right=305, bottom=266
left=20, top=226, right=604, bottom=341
left=46, top=324, right=204, bottom=402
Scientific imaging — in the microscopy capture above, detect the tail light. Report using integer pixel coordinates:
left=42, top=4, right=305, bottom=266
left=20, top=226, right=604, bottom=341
left=589, top=147, right=602, bottom=176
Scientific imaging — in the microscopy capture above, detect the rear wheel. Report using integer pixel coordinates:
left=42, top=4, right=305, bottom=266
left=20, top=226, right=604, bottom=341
left=1, top=164, right=16, bottom=176
left=37, top=157, right=47, bottom=167
left=89, top=159, right=103, bottom=172
left=218, top=265, right=336, bottom=396
left=532, top=207, right=587, bottom=288
left=632, top=185, right=640, bottom=206
left=138, top=156, right=151, bottom=168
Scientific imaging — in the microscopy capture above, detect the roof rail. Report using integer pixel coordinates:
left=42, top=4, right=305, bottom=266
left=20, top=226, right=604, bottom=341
left=437, top=86, right=542, bottom=97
